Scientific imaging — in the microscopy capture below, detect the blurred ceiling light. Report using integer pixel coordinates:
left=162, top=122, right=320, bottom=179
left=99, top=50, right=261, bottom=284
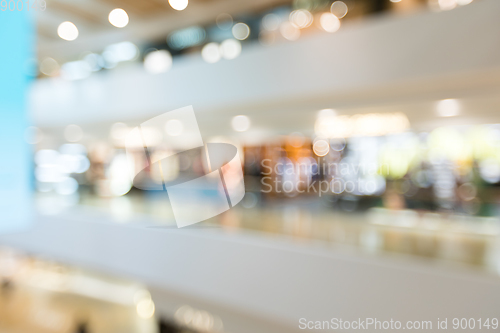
left=232, top=23, right=250, bottom=40
left=231, top=115, right=250, bottom=132
left=84, top=53, right=104, bottom=71
left=169, top=0, right=188, bottom=11
left=313, top=139, right=330, bottom=156
left=57, top=154, right=90, bottom=174
left=64, top=124, right=84, bottom=142
left=216, top=13, right=233, bottom=30
left=280, top=21, right=300, bottom=41
left=24, top=126, right=43, bottom=144
left=137, top=299, right=155, bottom=318
left=330, top=1, right=348, bottom=18
left=479, top=159, right=500, bottom=184
left=436, top=99, right=460, bottom=117
left=35, top=165, right=65, bottom=183
left=59, top=143, right=87, bottom=156
left=290, top=9, right=313, bottom=29
left=108, top=8, right=129, bottom=28
left=428, top=127, right=465, bottom=162
left=390, top=0, right=402, bottom=2
left=201, top=43, right=221, bottom=63
left=174, top=305, right=223, bottom=332
left=165, top=119, right=184, bottom=136
left=317, top=108, right=337, bottom=119
left=35, top=149, right=59, bottom=166
left=108, top=154, right=133, bottom=196
left=315, top=112, right=409, bottom=138
left=320, top=13, right=341, bottom=33
left=220, top=39, right=241, bottom=60
left=60, top=61, right=91, bottom=80
left=144, top=50, right=172, bottom=74
left=438, top=0, right=457, bottom=10
left=57, top=21, right=78, bottom=41
left=39, top=57, right=59, bottom=76
left=262, top=13, right=281, bottom=31
left=104, top=41, right=139, bottom=63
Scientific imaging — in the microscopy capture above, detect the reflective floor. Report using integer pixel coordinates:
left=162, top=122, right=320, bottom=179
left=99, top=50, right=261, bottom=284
left=0, top=249, right=230, bottom=333
left=0, top=251, right=157, bottom=333
left=3, top=193, right=500, bottom=333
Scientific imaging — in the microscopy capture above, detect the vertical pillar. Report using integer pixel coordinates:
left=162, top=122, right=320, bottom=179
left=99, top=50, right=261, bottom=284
left=0, top=9, right=34, bottom=232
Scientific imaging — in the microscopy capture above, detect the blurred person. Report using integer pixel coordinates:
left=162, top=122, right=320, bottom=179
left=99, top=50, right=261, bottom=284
left=74, top=321, right=89, bottom=333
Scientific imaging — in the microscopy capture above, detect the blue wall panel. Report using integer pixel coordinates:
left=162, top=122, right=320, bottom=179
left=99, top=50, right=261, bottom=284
left=0, top=9, right=34, bottom=232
